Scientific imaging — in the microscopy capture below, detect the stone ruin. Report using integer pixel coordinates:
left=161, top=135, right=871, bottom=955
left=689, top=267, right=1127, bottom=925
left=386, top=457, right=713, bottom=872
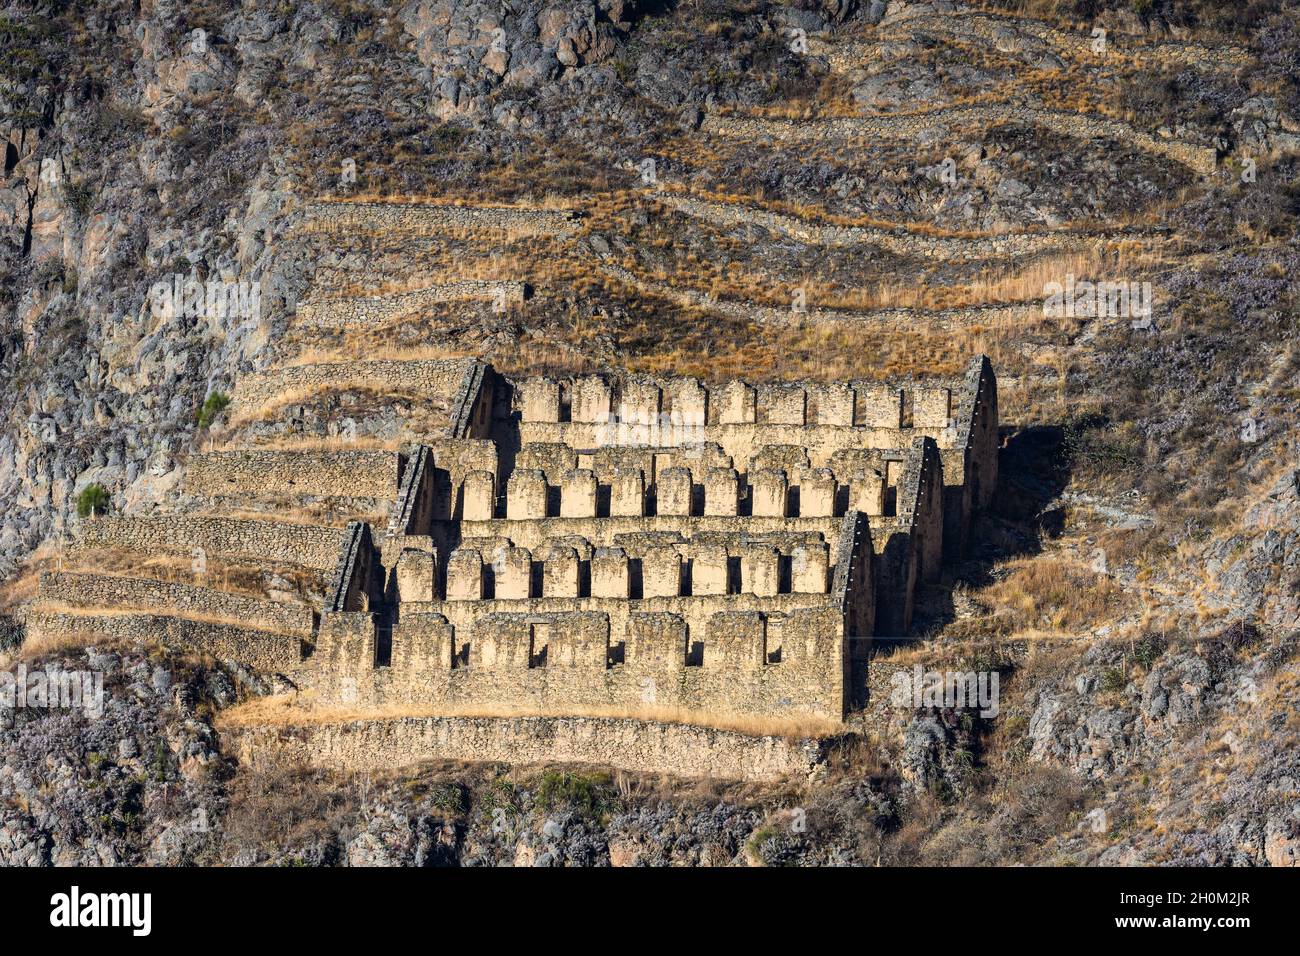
left=27, top=354, right=998, bottom=730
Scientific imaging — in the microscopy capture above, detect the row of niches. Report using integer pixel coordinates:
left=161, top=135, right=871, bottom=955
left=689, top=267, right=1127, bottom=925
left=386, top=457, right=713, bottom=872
left=395, top=534, right=838, bottom=603
left=451, top=465, right=897, bottom=521
left=512, top=374, right=960, bottom=430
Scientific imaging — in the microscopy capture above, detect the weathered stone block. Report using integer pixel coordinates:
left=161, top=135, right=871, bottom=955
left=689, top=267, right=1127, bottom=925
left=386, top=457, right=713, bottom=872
left=913, top=387, right=952, bottom=427
left=561, top=468, right=598, bottom=518
left=507, top=468, right=548, bottom=520
left=751, top=468, right=788, bottom=518
left=462, top=470, right=496, bottom=521
left=396, top=548, right=438, bottom=603
left=792, top=542, right=829, bottom=594
left=720, top=381, right=756, bottom=424
left=610, top=467, right=645, bottom=517
left=815, top=384, right=855, bottom=426
left=520, top=377, right=560, bottom=422
left=643, top=545, right=682, bottom=598
left=765, top=385, right=806, bottom=425
left=741, top=544, right=779, bottom=597
left=619, top=380, right=661, bottom=425
left=591, top=547, right=630, bottom=598
left=690, top=544, right=729, bottom=596
left=800, top=468, right=837, bottom=517
left=542, top=545, right=580, bottom=598
left=667, top=379, right=707, bottom=426
left=493, top=546, right=533, bottom=599
left=445, top=548, right=483, bottom=601
left=860, top=385, right=904, bottom=428
left=704, top=467, right=738, bottom=516
left=849, top=469, right=885, bottom=516
left=572, top=376, right=612, bottom=424
left=657, top=466, right=692, bottom=516
left=707, top=611, right=765, bottom=671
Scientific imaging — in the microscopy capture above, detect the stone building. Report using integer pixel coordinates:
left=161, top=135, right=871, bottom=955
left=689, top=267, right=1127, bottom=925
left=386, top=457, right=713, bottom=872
left=317, top=355, right=998, bottom=722
left=27, top=354, right=997, bottom=728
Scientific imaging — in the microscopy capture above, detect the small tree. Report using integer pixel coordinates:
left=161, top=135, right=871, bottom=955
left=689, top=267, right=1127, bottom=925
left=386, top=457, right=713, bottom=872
left=75, top=483, right=110, bottom=518
left=196, top=391, right=231, bottom=429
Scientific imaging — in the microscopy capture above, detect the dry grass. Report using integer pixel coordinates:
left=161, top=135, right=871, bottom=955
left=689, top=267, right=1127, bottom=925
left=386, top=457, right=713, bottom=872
left=0, top=626, right=113, bottom=669
left=607, top=239, right=1166, bottom=315
left=0, top=539, right=58, bottom=612
left=981, top=557, right=1132, bottom=633
left=216, top=692, right=845, bottom=739
left=227, top=382, right=444, bottom=428
left=53, top=546, right=326, bottom=600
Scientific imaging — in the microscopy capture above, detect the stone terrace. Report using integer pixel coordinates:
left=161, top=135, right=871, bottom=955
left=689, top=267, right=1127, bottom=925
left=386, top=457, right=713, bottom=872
left=28, top=354, right=997, bottom=731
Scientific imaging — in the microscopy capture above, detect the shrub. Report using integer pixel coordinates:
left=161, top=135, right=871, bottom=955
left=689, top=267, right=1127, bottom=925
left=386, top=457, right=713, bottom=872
left=0, top=614, right=24, bottom=652
left=62, top=179, right=94, bottom=220
left=196, top=391, right=231, bottom=428
left=1131, top=634, right=1167, bottom=670
left=534, top=770, right=612, bottom=817
left=1100, top=668, right=1127, bottom=693
left=75, top=483, right=110, bottom=518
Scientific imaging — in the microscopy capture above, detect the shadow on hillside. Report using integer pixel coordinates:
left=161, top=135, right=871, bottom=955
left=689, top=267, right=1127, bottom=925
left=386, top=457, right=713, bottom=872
left=910, top=422, right=1076, bottom=637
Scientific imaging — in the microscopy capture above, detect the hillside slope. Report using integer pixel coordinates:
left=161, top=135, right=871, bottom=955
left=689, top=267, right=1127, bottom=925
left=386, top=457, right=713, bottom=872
left=1, top=0, right=1298, bottom=865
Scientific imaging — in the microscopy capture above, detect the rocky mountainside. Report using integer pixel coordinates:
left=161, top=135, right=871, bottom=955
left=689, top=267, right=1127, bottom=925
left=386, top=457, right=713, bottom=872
left=2, top=0, right=1299, bottom=865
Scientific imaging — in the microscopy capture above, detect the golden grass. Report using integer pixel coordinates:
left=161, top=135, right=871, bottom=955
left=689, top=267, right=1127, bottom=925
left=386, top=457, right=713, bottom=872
left=216, top=692, right=845, bottom=739
left=597, top=232, right=1168, bottom=317
left=981, top=556, right=1132, bottom=633
left=53, top=546, right=325, bottom=600
left=227, top=382, right=444, bottom=428
left=0, top=626, right=113, bottom=669
left=0, top=539, right=58, bottom=612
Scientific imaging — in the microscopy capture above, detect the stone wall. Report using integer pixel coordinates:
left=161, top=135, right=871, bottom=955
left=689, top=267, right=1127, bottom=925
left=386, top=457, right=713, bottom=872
left=701, top=104, right=1217, bottom=176
left=232, top=358, right=475, bottom=412
left=225, top=715, right=841, bottom=783
left=301, top=201, right=581, bottom=237
left=659, top=191, right=1153, bottom=261
left=841, top=6, right=1251, bottom=74
left=512, top=370, right=961, bottom=428
left=296, top=281, right=528, bottom=328
left=37, top=572, right=315, bottom=636
left=595, top=257, right=1039, bottom=330
left=454, top=515, right=843, bottom=552
left=75, top=515, right=342, bottom=569
left=308, top=603, right=846, bottom=719
left=446, top=362, right=494, bottom=440
left=185, top=450, right=405, bottom=500
left=22, top=610, right=302, bottom=671
left=64, top=354, right=1000, bottom=734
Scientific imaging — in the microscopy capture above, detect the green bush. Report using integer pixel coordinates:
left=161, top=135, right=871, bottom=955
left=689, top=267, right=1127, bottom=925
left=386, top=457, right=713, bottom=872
left=196, top=391, right=231, bottom=428
left=75, top=483, right=110, bottom=518
left=534, top=770, right=612, bottom=817
left=62, top=179, right=94, bottom=220
left=1100, top=668, right=1127, bottom=693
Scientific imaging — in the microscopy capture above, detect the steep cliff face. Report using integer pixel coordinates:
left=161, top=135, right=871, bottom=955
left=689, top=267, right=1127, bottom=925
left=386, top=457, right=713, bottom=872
left=0, top=0, right=655, bottom=572
left=2, top=0, right=1299, bottom=865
